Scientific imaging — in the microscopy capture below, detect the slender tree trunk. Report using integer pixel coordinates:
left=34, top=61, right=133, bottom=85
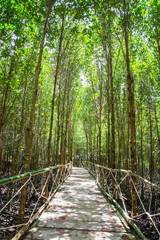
left=109, top=26, right=115, bottom=171
left=109, top=24, right=116, bottom=195
left=0, top=59, right=15, bottom=178
left=12, top=78, right=27, bottom=177
left=103, top=41, right=110, bottom=168
left=126, top=111, right=130, bottom=170
left=154, top=104, right=160, bottom=173
left=68, top=119, right=72, bottom=163
left=8, top=78, right=28, bottom=211
left=137, top=108, right=140, bottom=175
left=55, top=95, right=61, bottom=188
left=107, top=104, right=111, bottom=167
left=89, top=115, right=92, bottom=163
left=45, top=15, right=64, bottom=198
left=116, top=94, right=122, bottom=182
left=34, top=102, right=41, bottom=187
left=67, top=96, right=74, bottom=164
left=125, top=110, right=130, bottom=197
left=93, top=120, right=96, bottom=164
left=0, top=57, right=15, bottom=136
left=41, top=115, right=47, bottom=169
left=99, top=81, right=102, bottom=165
left=47, top=17, right=64, bottom=162
left=123, top=0, right=137, bottom=218
left=149, top=104, right=154, bottom=182
left=60, top=77, right=67, bottom=165
left=0, top=149, right=2, bottom=179
left=56, top=84, right=61, bottom=165
left=156, top=37, right=160, bottom=72
left=122, top=91, right=126, bottom=169
left=18, top=0, right=54, bottom=224
left=141, top=105, right=144, bottom=198
left=97, top=134, right=99, bottom=163
left=70, top=135, right=73, bottom=163
left=87, top=136, right=89, bottom=161
left=106, top=51, right=111, bottom=168
left=122, top=120, right=126, bottom=169
left=64, top=82, right=70, bottom=164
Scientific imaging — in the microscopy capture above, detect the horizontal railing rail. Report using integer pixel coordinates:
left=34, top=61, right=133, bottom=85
left=80, top=161, right=160, bottom=240
left=0, top=162, right=72, bottom=240
left=0, top=165, right=68, bottom=186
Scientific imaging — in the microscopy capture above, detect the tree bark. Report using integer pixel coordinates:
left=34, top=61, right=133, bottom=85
left=99, top=79, right=102, bottom=165
left=141, top=105, right=144, bottom=198
left=154, top=104, right=160, bottom=172
left=68, top=116, right=72, bottom=164
left=123, top=0, right=137, bottom=218
left=60, top=76, right=67, bottom=165
left=64, top=78, right=70, bottom=164
left=109, top=24, right=115, bottom=171
left=45, top=15, right=64, bottom=198
left=93, top=120, right=96, bottom=164
left=18, top=0, right=55, bottom=224
left=149, top=104, right=154, bottom=182
left=0, top=57, right=15, bottom=136
left=56, top=83, right=61, bottom=166
left=34, top=102, right=41, bottom=185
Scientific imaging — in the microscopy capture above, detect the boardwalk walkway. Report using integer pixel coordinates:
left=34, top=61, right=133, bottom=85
left=24, top=167, right=137, bottom=240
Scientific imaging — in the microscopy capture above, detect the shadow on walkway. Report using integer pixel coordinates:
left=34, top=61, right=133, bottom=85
left=23, top=167, right=138, bottom=240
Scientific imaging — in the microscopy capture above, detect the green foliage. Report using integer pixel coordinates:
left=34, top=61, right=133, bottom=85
left=0, top=0, right=159, bottom=181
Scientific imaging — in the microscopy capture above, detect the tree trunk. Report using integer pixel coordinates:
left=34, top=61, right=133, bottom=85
left=0, top=58, right=15, bottom=178
left=8, top=77, right=28, bottom=212
left=93, top=120, right=96, bottom=164
left=103, top=38, right=110, bottom=168
left=64, top=81, right=70, bottom=164
left=45, top=15, right=64, bottom=198
left=0, top=57, right=15, bottom=136
left=141, top=105, right=144, bottom=198
left=18, top=0, right=55, bottom=224
left=68, top=118, right=72, bottom=164
left=34, top=102, right=41, bottom=186
left=154, top=104, right=160, bottom=173
left=109, top=26, right=115, bottom=171
left=123, top=0, right=137, bottom=218
left=149, top=104, right=154, bottom=182
left=99, top=80, right=102, bottom=165
left=60, top=76, right=67, bottom=165
left=56, top=83, right=61, bottom=165
left=156, top=37, right=160, bottom=72
left=116, top=93, right=122, bottom=182
left=87, top=136, right=89, bottom=161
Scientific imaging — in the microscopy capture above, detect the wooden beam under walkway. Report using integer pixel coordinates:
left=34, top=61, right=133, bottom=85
left=23, top=167, right=139, bottom=240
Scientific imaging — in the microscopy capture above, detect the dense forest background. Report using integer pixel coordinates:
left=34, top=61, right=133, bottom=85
left=0, top=0, right=160, bottom=185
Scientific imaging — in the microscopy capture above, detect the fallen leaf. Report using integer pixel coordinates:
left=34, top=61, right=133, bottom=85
left=58, top=214, right=67, bottom=220
left=122, top=234, right=132, bottom=240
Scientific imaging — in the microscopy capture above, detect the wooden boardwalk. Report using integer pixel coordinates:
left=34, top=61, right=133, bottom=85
left=24, top=167, right=138, bottom=240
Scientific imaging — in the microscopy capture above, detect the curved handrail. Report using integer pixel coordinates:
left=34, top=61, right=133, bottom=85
left=81, top=160, right=160, bottom=240
left=0, top=162, right=72, bottom=240
left=0, top=164, right=69, bottom=186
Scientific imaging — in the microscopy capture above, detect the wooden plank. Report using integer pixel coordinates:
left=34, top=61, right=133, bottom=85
left=24, top=228, right=137, bottom=240
left=23, top=167, right=139, bottom=240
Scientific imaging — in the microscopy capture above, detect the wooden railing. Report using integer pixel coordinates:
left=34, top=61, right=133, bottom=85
left=81, top=161, right=160, bottom=240
left=0, top=162, right=72, bottom=240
